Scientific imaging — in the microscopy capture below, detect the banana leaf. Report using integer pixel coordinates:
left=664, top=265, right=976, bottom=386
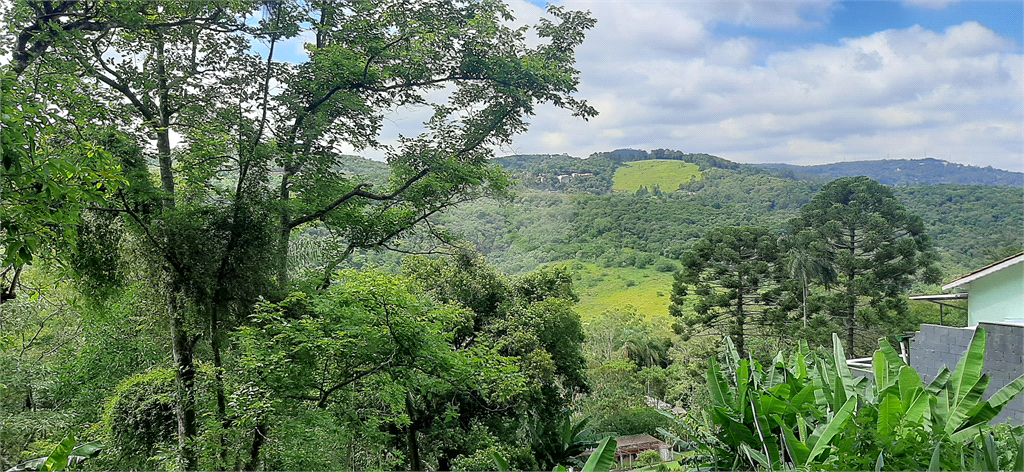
left=948, top=328, right=987, bottom=412
left=582, top=437, right=617, bottom=472
left=945, top=374, right=991, bottom=437
left=833, top=333, right=856, bottom=397
left=985, top=374, right=1024, bottom=410
left=806, top=396, right=857, bottom=465
left=492, top=451, right=511, bottom=472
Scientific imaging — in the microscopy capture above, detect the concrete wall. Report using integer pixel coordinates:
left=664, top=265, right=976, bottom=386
left=909, top=322, right=1024, bottom=425
left=968, top=263, right=1024, bottom=326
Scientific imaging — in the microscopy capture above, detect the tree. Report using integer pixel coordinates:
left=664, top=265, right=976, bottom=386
left=232, top=269, right=527, bottom=470
left=5, top=0, right=596, bottom=467
left=0, top=73, right=124, bottom=303
left=670, top=226, right=785, bottom=358
left=780, top=233, right=836, bottom=327
left=401, top=255, right=589, bottom=470
left=788, top=177, right=941, bottom=357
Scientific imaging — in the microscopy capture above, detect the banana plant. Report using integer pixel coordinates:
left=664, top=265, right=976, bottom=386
left=5, top=436, right=104, bottom=472
left=697, top=329, right=1024, bottom=470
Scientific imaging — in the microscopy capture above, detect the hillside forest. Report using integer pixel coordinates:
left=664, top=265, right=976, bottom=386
left=3, top=1, right=1024, bottom=471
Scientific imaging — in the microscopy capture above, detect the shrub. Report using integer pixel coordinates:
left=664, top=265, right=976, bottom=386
left=654, top=260, right=677, bottom=273
left=99, top=366, right=177, bottom=468
left=637, top=449, right=662, bottom=466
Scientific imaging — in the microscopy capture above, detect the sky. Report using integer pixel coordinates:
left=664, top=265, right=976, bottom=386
left=344, top=0, right=1024, bottom=172
left=7, top=1, right=1017, bottom=172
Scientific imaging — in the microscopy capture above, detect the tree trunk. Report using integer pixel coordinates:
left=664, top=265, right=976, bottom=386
left=802, top=273, right=809, bottom=328
left=846, top=287, right=856, bottom=358
left=846, top=228, right=857, bottom=357
left=169, top=297, right=199, bottom=471
left=245, top=422, right=268, bottom=471
left=155, top=128, right=175, bottom=204
left=153, top=34, right=175, bottom=209
left=276, top=170, right=293, bottom=290
left=405, top=391, right=423, bottom=471
left=735, top=281, right=746, bottom=359
left=211, top=304, right=230, bottom=467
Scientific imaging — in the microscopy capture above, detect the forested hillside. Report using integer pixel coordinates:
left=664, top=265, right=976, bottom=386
left=751, top=158, right=1023, bottom=186
left=435, top=155, right=1022, bottom=279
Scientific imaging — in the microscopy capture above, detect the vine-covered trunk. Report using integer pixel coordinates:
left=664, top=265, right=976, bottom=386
left=211, top=304, right=230, bottom=466
left=169, top=295, right=198, bottom=471
left=406, top=391, right=423, bottom=471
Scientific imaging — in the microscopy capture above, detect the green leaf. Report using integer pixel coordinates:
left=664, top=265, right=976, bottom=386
left=875, top=450, right=885, bottom=472
left=582, top=437, right=617, bottom=472
left=42, top=435, right=76, bottom=472
left=66, top=441, right=104, bottom=468
left=877, top=393, right=901, bottom=439
left=794, top=348, right=809, bottom=380
left=740, top=443, right=771, bottom=470
left=928, top=442, right=942, bottom=471
left=949, top=423, right=984, bottom=444
left=833, top=333, right=855, bottom=395
left=945, top=374, right=991, bottom=437
left=725, top=336, right=741, bottom=375
left=762, top=384, right=792, bottom=416
left=949, top=328, right=987, bottom=411
left=985, top=374, right=1024, bottom=410
left=707, top=358, right=732, bottom=410
left=806, top=396, right=857, bottom=466
left=904, top=388, right=931, bottom=427
left=981, top=433, right=999, bottom=472
left=927, top=367, right=952, bottom=395
left=1014, top=429, right=1024, bottom=472
left=777, top=415, right=810, bottom=466
left=873, top=350, right=890, bottom=395
left=492, top=451, right=511, bottom=472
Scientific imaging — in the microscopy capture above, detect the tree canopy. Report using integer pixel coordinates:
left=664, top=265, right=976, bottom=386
left=2, top=0, right=596, bottom=468
left=669, top=226, right=787, bottom=357
left=788, top=176, right=941, bottom=356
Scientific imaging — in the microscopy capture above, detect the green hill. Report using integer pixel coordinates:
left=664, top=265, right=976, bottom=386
left=612, top=160, right=702, bottom=192
left=750, top=158, right=1022, bottom=187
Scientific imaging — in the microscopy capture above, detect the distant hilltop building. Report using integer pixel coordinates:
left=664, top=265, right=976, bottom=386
left=556, top=173, right=594, bottom=183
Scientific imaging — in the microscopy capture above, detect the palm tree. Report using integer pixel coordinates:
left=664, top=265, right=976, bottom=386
left=783, top=238, right=837, bottom=327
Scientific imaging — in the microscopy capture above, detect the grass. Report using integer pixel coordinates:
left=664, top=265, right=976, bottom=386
left=612, top=160, right=702, bottom=193
left=548, top=261, right=676, bottom=322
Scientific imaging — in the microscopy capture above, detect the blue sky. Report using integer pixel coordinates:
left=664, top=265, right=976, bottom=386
left=460, top=0, right=1024, bottom=171
left=714, top=1, right=1022, bottom=56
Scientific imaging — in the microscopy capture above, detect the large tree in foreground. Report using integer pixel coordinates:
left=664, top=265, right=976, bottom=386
left=4, top=1, right=596, bottom=468
left=788, top=176, right=940, bottom=357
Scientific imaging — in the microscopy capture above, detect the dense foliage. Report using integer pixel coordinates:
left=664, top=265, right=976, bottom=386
left=670, top=227, right=789, bottom=357
left=789, top=177, right=941, bottom=357
left=4, top=0, right=1023, bottom=467
left=695, top=331, right=1024, bottom=471
left=2, top=0, right=597, bottom=469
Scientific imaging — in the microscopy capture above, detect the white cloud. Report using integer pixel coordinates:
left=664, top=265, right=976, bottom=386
left=500, top=7, right=1023, bottom=172
left=357, top=3, right=1021, bottom=172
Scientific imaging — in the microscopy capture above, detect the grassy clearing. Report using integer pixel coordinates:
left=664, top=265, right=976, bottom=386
left=612, top=160, right=702, bottom=193
left=548, top=261, right=676, bottom=322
